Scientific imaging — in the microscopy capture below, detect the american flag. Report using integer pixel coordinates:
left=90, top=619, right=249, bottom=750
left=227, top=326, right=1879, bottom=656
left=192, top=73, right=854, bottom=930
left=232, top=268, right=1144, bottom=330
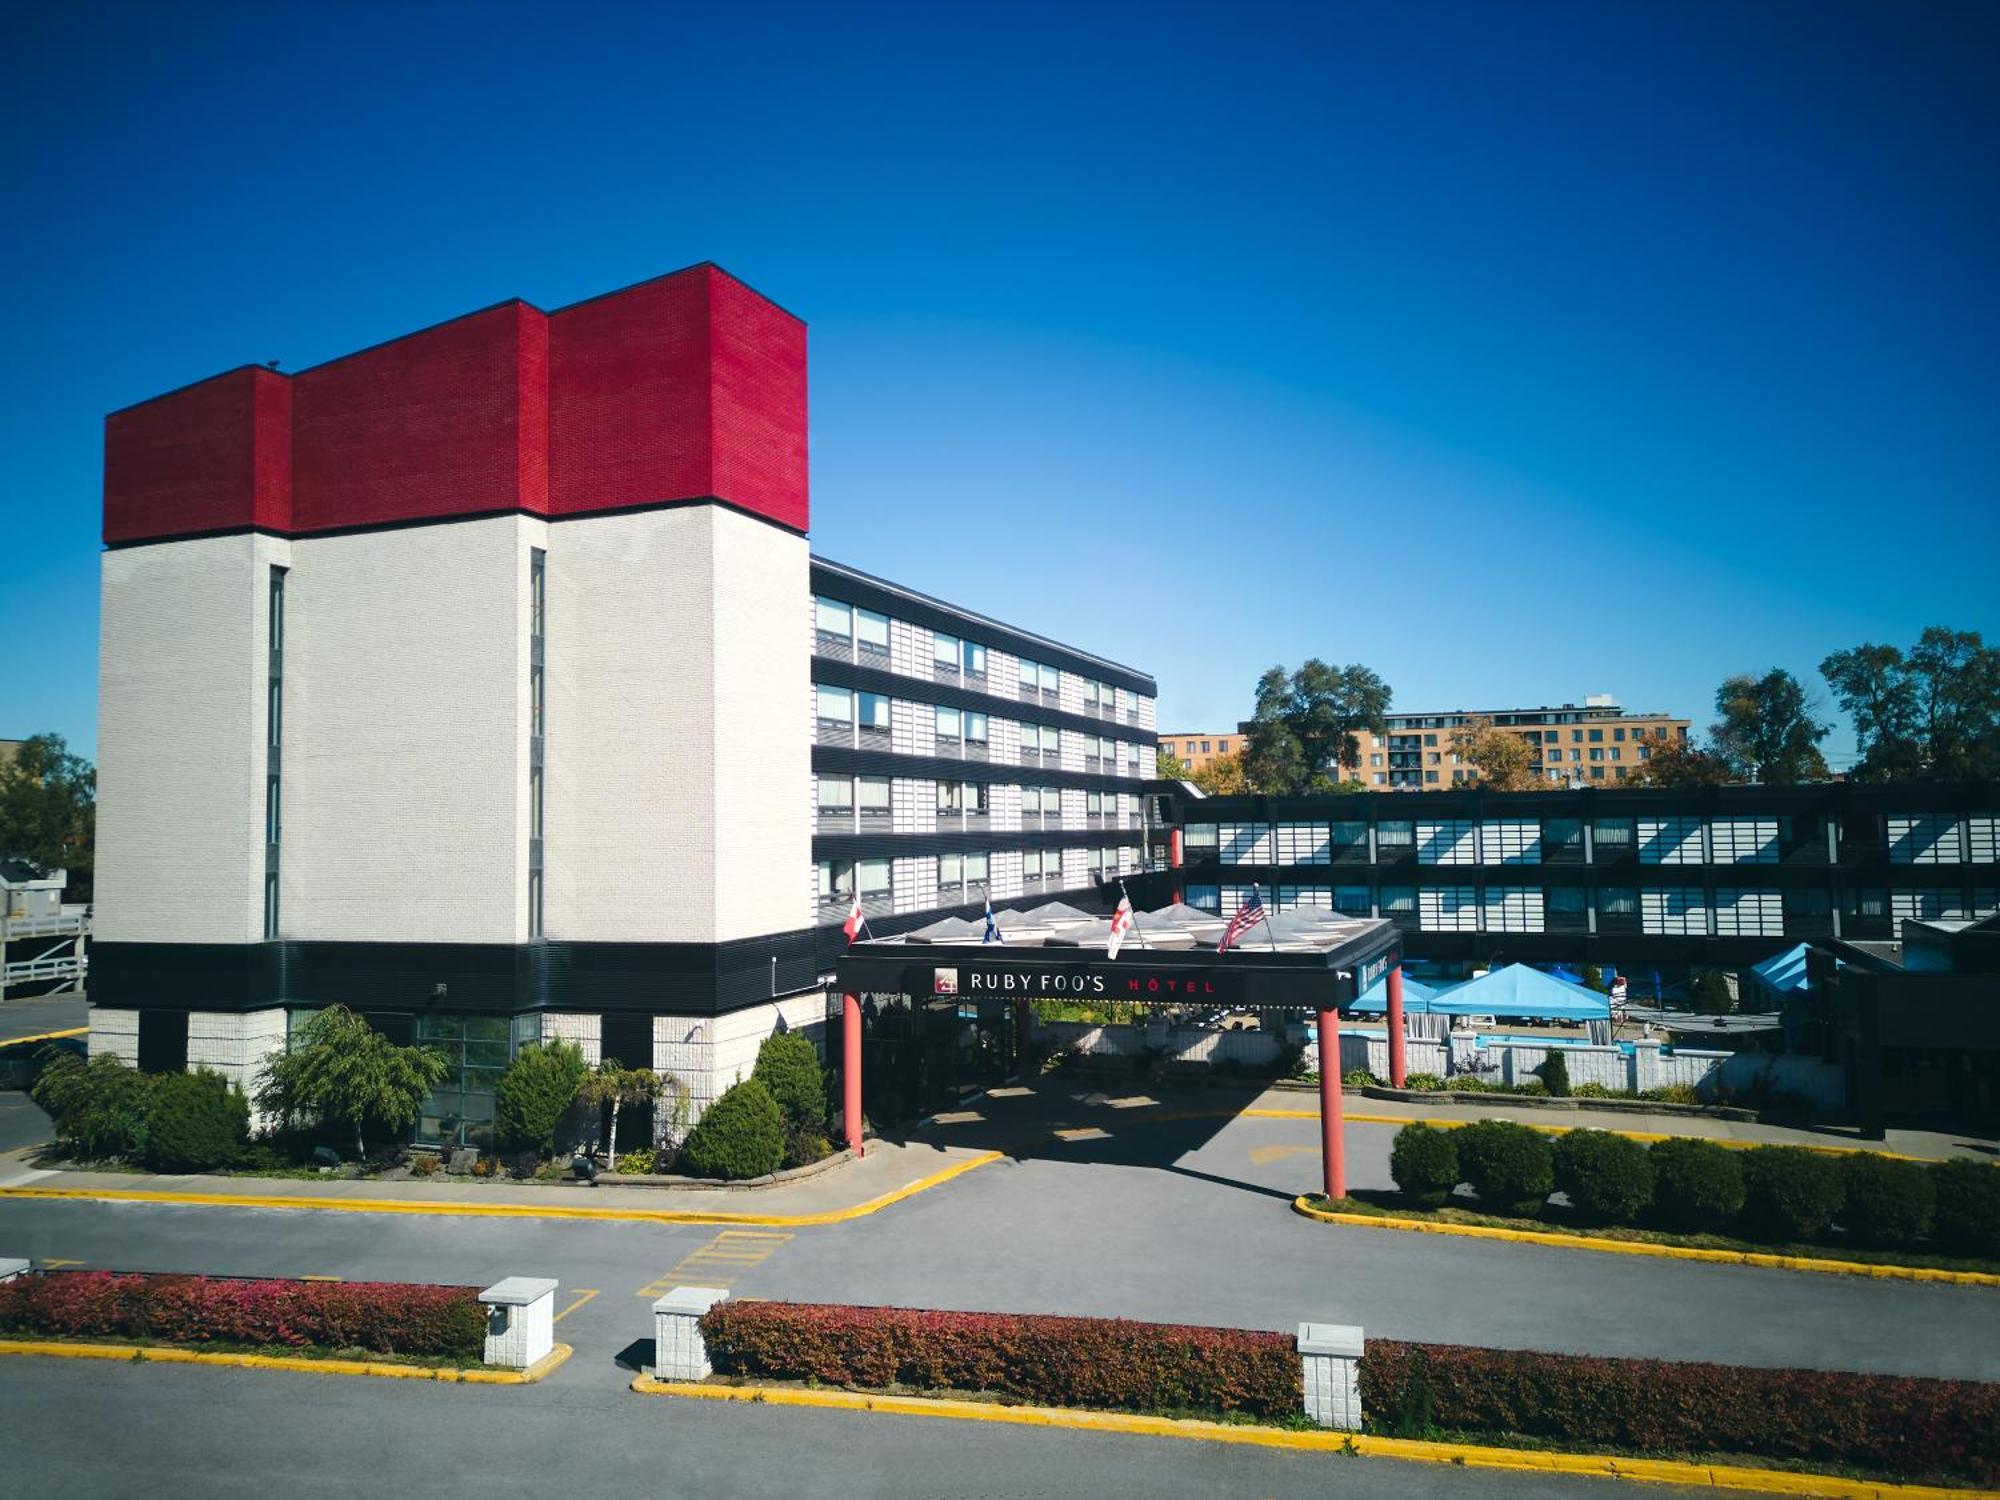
left=1216, top=888, right=1269, bottom=953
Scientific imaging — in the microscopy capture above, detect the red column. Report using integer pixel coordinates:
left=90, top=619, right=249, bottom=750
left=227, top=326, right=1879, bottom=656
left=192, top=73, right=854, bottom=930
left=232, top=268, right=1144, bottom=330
left=1013, top=998, right=1033, bottom=1075
left=1386, top=962, right=1407, bottom=1089
left=1317, top=1005, right=1345, bottom=1201
left=843, top=992, right=863, bottom=1159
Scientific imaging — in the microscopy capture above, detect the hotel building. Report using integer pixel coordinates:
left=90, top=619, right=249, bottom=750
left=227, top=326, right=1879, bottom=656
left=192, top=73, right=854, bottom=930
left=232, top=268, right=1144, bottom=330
left=88, top=263, right=1155, bottom=1145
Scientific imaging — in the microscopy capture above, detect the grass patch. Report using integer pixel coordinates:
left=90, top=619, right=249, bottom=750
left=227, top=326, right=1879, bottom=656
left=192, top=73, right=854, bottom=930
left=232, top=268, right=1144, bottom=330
left=1303, top=1190, right=2000, bottom=1276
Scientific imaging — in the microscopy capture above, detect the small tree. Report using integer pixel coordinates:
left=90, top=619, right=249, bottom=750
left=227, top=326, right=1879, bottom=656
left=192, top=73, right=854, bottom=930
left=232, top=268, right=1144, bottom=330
left=580, top=1058, right=664, bottom=1171
left=31, top=1051, right=155, bottom=1160
left=1155, top=747, right=1192, bottom=780
left=680, top=1078, right=785, bottom=1181
left=1535, top=1050, right=1571, bottom=1098
left=257, top=1005, right=450, bottom=1159
left=752, top=1032, right=826, bottom=1132
left=1687, top=971, right=1736, bottom=1016
left=495, top=1040, right=587, bottom=1156
left=1579, top=965, right=1607, bottom=994
left=144, top=1068, right=250, bottom=1173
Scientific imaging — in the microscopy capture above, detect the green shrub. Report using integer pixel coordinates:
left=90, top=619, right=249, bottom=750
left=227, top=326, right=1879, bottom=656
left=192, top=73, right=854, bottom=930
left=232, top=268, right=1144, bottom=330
left=1361, top=1339, right=2000, bottom=1484
left=1510, top=1079, right=1548, bottom=1096
left=1401, top=1073, right=1444, bottom=1092
left=1534, top=1051, right=1571, bottom=1098
left=1931, top=1160, right=2000, bottom=1257
left=1638, top=1083, right=1699, bottom=1105
left=1455, top=1120, right=1553, bottom=1215
left=1838, top=1154, right=1935, bottom=1248
left=1647, top=1137, right=1744, bottom=1230
left=142, top=1069, right=249, bottom=1173
left=1551, top=1130, right=1654, bottom=1224
left=1688, top=970, right=1735, bottom=1015
left=1571, top=1082, right=1614, bottom=1099
left=1443, top=1074, right=1494, bottom=1093
left=1740, top=1147, right=1844, bottom=1243
left=680, top=1079, right=785, bottom=1180
left=1389, top=1124, right=1460, bottom=1208
left=494, top=1040, right=587, bottom=1155
left=614, top=1148, right=656, bottom=1175
left=30, top=1052, right=157, bottom=1161
left=753, top=1032, right=827, bottom=1132
left=1342, top=1069, right=1378, bottom=1088
left=1580, top=965, right=1606, bottom=994
left=783, top=1123, right=832, bottom=1170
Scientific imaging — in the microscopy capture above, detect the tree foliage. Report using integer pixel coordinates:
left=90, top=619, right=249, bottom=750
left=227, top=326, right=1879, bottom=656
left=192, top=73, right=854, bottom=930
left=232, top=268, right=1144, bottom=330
left=0, top=733, right=96, bottom=901
left=143, top=1068, right=250, bottom=1173
left=1709, top=669, right=1830, bottom=785
left=679, top=1078, right=785, bottom=1180
left=1687, top=970, right=1736, bottom=1016
left=1821, top=627, right=2000, bottom=782
left=1154, top=747, right=1192, bottom=780
left=257, top=1005, right=450, bottom=1158
left=579, top=1057, right=665, bottom=1169
left=31, top=1051, right=155, bottom=1160
left=1188, top=750, right=1251, bottom=795
left=751, top=1031, right=826, bottom=1131
left=1240, top=660, right=1391, bottom=795
left=495, top=1040, right=587, bottom=1155
left=1448, top=716, right=1555, bottom=791
left=1629, top=735, right=1733, bottom=788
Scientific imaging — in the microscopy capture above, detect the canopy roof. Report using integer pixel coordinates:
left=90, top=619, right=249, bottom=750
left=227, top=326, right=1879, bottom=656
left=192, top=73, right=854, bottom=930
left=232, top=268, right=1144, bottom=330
left=1414, top=963, right=1612, bottom=1021
left=1347, top=973, right=1444, bottom=1014
left=1747, top=943, right=1812, bottom=995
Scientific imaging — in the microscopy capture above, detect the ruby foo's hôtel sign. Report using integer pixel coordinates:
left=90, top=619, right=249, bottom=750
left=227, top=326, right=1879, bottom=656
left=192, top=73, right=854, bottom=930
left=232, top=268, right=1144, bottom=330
left=909, top=958, right=1379, bottom=1008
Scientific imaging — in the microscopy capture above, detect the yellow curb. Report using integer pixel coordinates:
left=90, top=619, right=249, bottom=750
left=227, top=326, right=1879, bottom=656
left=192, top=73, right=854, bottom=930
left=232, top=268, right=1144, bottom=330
left=0, top=1151, right=1005, bottom=1228
left=1290, top=1198, right=2000, bottom=1288
left=1244, top=1108, right=1933, bottom=1161
left=0, top=1027, right=88, bottom=1048
left=0, top=1338, right=573, bottom=1383
left=627, top=1378, right=1985, bottom=1500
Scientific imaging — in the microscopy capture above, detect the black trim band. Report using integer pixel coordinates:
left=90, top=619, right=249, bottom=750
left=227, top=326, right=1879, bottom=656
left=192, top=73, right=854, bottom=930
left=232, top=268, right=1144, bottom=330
left=813, top=743, right=1146, bottom=794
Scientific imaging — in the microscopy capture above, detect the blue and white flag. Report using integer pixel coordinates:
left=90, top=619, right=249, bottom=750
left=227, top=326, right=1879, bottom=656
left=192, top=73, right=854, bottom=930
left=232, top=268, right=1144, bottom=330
left=982, top=897, right=1003, bottom=944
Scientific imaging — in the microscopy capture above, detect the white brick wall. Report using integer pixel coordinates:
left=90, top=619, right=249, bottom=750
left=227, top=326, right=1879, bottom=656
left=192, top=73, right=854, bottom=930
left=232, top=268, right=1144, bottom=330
left=97, top=533, right=287, bottom=943
left=657, top=993, right=829, bottom=1126
left=986, top=649, right=1019, bottom=701
left=540, top=1012, right=602, bottom=1067
left=990, top=716, right=1021, bottom=766
left=991, top=782, right=1022, bottom=832
left=1058, top=670, right=1084, bottom=716
left=88, top=1007, right=140, bottom=1064
left=187, top=1008, right=287, bottom=1128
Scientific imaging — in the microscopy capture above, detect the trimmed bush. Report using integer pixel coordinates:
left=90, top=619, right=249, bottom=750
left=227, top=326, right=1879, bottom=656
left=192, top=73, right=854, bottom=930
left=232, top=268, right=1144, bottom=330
left=1931, top=1160, right=2000, bottom=1257
left=1647, top=1137, right=1745, bottom=1230
left=783, top=1123, right=832, bottom=1170
left=1389, top=1124, right=1460, bottom=1208
left=1551, top=1130, right=1654, bottom=1224
left=1454, top=1120, right=1553, bottom=1215
left=30, top=1052, right=157, bottom=1161
left=1509, top=1079, right=1548, bottom=1097
left=679, top=1079, right=785, bottom=1181
left=1443, top=1075, right=1494, bottom=1093
left=1534, top=1051, right=1571, bottom=1098
left=0, top=1271, right=485, bottom=1358
left=1638, top=1083, right=1699, bottom=1106
left=752, top=1032, right=826, bottom=1132
left=142, top=1069, right=248, bottom=1173
left=1342, top=1069, right=1378, bottom=1088
left=1402, top=1073, right=1444, bottom=1092
left=1740, top=1146, right=1845, bottom=1242
left=1362, top=1339, right=1999, bottom=1484
left=1838, top=1154, right=1935, bottom=1248
left=702, top=1301, right=1299, bottom=1418
left=1571, top=1082, right=1614, bottom=1099
left=495, top=1040, right=587, bottom=1155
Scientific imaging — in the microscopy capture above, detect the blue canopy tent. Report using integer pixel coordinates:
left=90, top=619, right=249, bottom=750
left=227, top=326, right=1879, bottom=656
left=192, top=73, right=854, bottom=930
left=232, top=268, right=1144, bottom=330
left=1346, top=973, right=1444, bottom=1014
left=1420, top=963, right=1612, bottom=1021
left=1747, top=943, right=1812, bottom=998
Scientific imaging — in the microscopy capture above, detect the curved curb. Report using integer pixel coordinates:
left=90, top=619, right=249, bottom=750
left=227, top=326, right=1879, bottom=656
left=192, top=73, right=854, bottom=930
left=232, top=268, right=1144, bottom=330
left=1289, top=1198, right=2000, bottom=1287
left=0, top=1338, right=574, bottom=1383
left=0, top=1152, right=1004, bottom=1227
left=628, top=1377, right=1980, bottom=1499
left=0, top=1027, right=88, bottom=1049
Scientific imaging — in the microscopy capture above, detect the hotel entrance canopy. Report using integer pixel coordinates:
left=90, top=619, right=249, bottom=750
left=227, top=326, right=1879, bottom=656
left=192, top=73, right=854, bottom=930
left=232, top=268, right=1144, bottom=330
left=832, top=904, right=1406, bottom=1203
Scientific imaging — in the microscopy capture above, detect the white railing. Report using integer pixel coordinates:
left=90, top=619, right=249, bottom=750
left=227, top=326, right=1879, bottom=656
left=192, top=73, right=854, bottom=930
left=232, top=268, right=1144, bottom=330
left=2, top=913, right=88, bottom=940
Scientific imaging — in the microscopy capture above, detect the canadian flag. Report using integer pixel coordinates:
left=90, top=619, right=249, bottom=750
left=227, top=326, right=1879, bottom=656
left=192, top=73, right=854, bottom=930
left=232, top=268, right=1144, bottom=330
left=842, top=892, right=865, bottom=944
left=1106, top=892, right=1134, bottom=960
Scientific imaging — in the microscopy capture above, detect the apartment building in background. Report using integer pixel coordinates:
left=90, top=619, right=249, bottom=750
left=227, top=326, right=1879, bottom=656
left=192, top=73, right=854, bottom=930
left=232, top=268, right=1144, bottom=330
left=1158, top=730, right=1240, bottom=772
left=89, top=262, right=1154, bottom=1148
left=1345, top=696, right=1691, bottom=788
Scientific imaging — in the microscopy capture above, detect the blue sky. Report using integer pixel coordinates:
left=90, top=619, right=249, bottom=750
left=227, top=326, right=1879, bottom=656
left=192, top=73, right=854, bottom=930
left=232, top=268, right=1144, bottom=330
left=3, top=1, right=1995, bottom=765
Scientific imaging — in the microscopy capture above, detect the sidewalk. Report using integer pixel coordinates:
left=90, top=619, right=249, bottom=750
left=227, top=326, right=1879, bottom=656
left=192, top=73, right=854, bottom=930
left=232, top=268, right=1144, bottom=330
left=0, top=1135, right=998, bottom=1223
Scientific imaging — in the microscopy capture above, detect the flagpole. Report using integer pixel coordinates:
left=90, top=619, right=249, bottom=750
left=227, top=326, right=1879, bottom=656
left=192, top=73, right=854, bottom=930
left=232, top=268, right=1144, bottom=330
left=1119, top=879, right=1149, bottom=950
left=1255, top=881, right=1279, bottom=951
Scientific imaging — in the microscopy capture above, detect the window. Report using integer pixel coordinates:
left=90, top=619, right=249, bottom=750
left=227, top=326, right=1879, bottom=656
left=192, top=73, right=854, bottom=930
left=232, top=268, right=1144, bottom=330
left=1588, top=748, right=1603, bottom=762
left=416, top=1014, right=512, bottom=1149
left=855, top=609, right=889, bottom=654
left=1541, top=818, right=1582, bottom=859
left=1613, top=727, right=1625, bottom=742
left=1641, top=888, right=1707, bottom=935
left=1380, top=886, right=1416, bottom=918
left=1712, top=818, right=1778, bottom=864
left=1039, top=664, right=1060, bottom=694
left=935, top=705, right=961, bottom=741
left=1018, top=657, right=1040, bottom=690
left=1482, top=820, right=1539, bottom=864
left=1377, top=820, right=1415, bottom=856
left=938, top=782, right=965, bottom=814
left=963, top=640, right=987, bottom=675
left=816, top=774, right=854, bottom=815
left=1187, top=884, right=1222, bottom=914
left=1275, top=821, right=1331, bottom=863
left=1082, top=680, right=1099, bottom=707
left=1333, top=886, right=1371, bottom=916
left=1890, top=815, right=1959, bottom=864
left=1420, top=887, right=1479, bottom=931
left=814, top=597, right=852, bottom=640
left=1417, top=820, right=1476, bottom=865
left=1425, top=770, right=1439, bottom=783
left=965, top=852, right=989, bottom=888
left=1045, top=786, right=1063, bottom=819
left=1588, top=729, right=1603, bottom=743
left=1597, top=887, right=1638, bottom=918
left=1217, top=739, right=1230, bottom=753
left=964, top=711, right=989, bottom=744
left=1713, top=888, right=1783, bottom=937
left=858, top=691, right=891, bottom=731
left=818, top=859, right=856, bottom=902
left=858, top=858, right=891, bottom=900
left=816, top=684, right=853, bottom=725
left=1547, top=886, right=1586, bottom=916
left=940, top=853, right=963, bottom=889
left=1200, top=740, right=1212, bottom=754
left=1639, top=817, right=1703, bottom=863
left=933, top=632, right=960, bottom=670
left=858, top=776, right=890, bottom=819
left=1019, top=722, right=1039, bottom=754
left=1087, top=790, right=1103, bottom=817
left=1593, top=818, right=1635, bottom=854
left=1023, top=849, right=1043, bottom=879
left=1220, top=822, right=1272, bottom=863
left=265, top=565, right=286, bottom=939
left=967, top=782, right=989, bottom=815
left=1185, top=822, right=1219, bottom=852
left=1571, top=730, right=1583, bottom=742
left=1369, top=753, right=1383, bottom=767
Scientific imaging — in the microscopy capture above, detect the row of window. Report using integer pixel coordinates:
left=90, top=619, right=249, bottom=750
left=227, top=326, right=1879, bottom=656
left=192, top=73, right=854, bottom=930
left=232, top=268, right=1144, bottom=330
left=813, top=774, right=1141, bottom=823
left=815, top=845, right=1145, bottom=916
left=813, top=595, right=1142, bottom=719
left=1185, top=884, right=1999, bottom=934
left=813, top=683, right=1147, bottom=767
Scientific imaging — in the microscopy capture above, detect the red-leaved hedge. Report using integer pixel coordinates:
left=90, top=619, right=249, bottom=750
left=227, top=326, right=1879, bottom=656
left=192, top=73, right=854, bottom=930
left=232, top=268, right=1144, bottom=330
left=699, top=1300, right=1300, bottom=1417
left=1363, top=1339, right=2000, bottom=1485
left=0, top=1271, right=486, bottom=1359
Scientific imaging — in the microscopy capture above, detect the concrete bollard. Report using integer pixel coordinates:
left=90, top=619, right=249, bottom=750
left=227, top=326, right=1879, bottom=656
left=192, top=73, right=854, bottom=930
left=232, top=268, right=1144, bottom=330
left=1298, top=1322, right=1364, bottom=1430
left=652, top=1286, right=730, bottom=1380
left=478, top=1277, right=559, bottom=1370
left=0, top=1258, right=30, bottom=1283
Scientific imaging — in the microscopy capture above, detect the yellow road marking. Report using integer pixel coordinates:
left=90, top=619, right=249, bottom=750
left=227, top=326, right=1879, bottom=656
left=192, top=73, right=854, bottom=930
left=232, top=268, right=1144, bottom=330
left=630, top=1379, right=1973, bottom=1499
left=638, top=1229, right=796, bottom=1297
left=1054, top=1127, right=1110, bottom=1142
left=38, top=1259, right=82, bottom=1269
left=0, top=1027, right=88, bottom=1047
left=1, top=1339, right=572, bottom=1383
left=1290, top=1198, right=2000, bottom=1287
left=1248, top=1144, right=1317, bottom=1166
left=552, top=1289, right=598, bottom=1324
left=299, top=1275, right=342, bottom=1282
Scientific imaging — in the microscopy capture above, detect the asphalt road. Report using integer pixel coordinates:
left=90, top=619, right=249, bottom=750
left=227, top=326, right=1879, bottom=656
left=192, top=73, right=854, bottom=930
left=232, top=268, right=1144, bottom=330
left=0, top=1358, right=1807, bottom=1500
left=0, top=992, right=83, bottom=1153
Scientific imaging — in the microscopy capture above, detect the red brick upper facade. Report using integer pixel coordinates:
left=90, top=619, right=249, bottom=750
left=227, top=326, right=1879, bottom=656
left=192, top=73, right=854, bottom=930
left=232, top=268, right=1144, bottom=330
left=103, top=263, right=807, bottom=544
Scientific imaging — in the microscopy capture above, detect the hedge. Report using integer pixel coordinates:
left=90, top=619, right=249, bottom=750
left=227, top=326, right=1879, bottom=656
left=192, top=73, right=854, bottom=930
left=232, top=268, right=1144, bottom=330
left=1740, top=1146, right=1845, bottom=1242
left=699, top=1300, right=1299, bottom=1418
left=1550, top=1129, right=1653, bottom=1224
left=1647, top=1136, right=1745, bottom=1230
left=1388, top=1124, right=1459, bottom=1207
left=1454, top=1120, right=1553, bottom=1214
left=1363, top=1339, right=2000, bottom=1484
left=0, top=1271, right=486, bottom=1358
